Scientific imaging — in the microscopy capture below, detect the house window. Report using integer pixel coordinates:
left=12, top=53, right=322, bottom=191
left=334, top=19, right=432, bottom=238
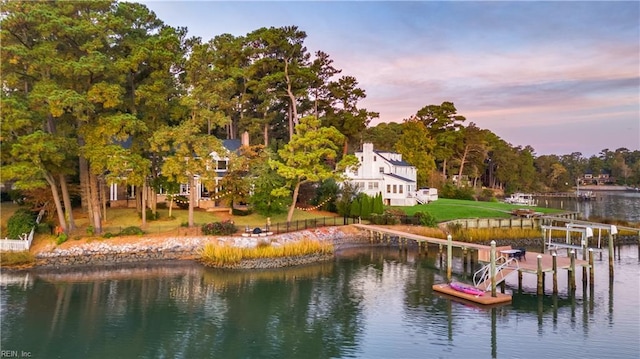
left=399, top=185, right=403, bottom=194
left=368, top=182, right=379, bottom=190
left=386, top=184, right=391, bottom=193
left=374, top=156, right=377, bottom=161
left=217, top=160, right=227, bottom=170
left=379, top=167, right=384, bottom=173
left=393, top=185, right=397, bottom=193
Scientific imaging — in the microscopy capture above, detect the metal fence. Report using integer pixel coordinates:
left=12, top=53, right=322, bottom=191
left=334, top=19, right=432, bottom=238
left=247, top=216, right=359, bottom=235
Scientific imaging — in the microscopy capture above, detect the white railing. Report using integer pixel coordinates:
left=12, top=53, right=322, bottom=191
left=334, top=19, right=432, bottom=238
left=0, top=209, right=45, bottom=252
left=473, top=256, right=519, bottom=291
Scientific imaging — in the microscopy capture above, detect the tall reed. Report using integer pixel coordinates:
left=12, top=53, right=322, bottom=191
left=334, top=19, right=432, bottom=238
left=200, top=239, right=333, bottom=266
left=450, top=227, right=542, bottom=243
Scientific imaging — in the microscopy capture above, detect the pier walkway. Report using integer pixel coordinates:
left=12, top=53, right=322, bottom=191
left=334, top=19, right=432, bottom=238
left=354, top=224, right=592, bottom=305
left=353, top=224, right=589, bottom=270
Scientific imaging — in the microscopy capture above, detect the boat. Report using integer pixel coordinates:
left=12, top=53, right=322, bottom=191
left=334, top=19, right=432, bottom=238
left=449, top=282, right=485, bottom=296
left=504, top=192, right=536, bottom=206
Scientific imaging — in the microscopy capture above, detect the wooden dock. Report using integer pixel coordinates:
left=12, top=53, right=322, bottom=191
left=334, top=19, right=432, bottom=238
left=354, top=224, right=592, bottom=302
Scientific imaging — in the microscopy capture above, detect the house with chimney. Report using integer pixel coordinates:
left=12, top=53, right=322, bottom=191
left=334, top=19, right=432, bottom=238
left=344, top=143, right=436, bottom=206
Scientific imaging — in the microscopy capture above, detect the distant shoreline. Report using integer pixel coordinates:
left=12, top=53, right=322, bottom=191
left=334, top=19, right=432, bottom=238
left=577, top=185, right=635, bottom=191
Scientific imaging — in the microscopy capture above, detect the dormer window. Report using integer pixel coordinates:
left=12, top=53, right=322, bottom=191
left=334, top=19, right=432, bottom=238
left=217, top=160, right=227, bottom=170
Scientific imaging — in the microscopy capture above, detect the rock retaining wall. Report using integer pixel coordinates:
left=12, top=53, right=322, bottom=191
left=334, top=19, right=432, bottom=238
left=34, top=226, right=369, bottom=269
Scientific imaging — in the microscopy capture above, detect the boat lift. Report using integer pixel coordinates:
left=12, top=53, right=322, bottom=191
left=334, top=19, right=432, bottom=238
left=541, top=222, right=613, bottom=258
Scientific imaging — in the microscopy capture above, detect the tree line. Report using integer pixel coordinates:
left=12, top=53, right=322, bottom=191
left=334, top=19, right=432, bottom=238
left=2, top=1, right=639, bottom=234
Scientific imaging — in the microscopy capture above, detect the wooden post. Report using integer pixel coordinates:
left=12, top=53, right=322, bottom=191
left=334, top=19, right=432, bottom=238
left=490, top=240, right=497, bottom=297
left=518, top=270, right=523, bottom=292
left=569, top=250, right=576, bottom=293
left=537, top=254, right=544, bottom=296
left=439, top=244, right=443, bottom=268
left=462, top=247, right=468, bottom=273
left=552, top=253, right=558, bottom=294
left=447, top=234, right=452, bottom=282
left=589, top=248, right=595, bottom=290
left=608, top=231, right=614, bottom=278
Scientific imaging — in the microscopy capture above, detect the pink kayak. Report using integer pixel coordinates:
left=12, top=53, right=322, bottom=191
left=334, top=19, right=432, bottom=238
left=449, top=282, right=485, bottom=296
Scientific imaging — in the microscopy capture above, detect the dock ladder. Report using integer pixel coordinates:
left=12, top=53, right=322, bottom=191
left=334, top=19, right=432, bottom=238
left=473, top=257, right=520, bottom=291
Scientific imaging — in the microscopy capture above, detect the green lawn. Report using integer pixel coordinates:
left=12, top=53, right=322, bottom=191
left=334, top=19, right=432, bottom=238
left=94, top=207, right=339, bottom=235
left=397, top=198, right=564, bottom=222
left=2, top=198, right=566, bottom=238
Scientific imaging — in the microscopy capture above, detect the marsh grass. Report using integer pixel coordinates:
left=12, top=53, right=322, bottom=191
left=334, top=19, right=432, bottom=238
left=200, top=239, right=334, bottom=266
left=0, top=250, right=35, bottom=267
left=450, top=227, right=543, bottom=242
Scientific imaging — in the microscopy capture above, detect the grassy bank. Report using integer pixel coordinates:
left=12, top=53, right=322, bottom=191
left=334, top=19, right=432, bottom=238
left=199, top=239, right=334, bottom=267
left=398, top=199, right=564, bottom=222
left=0, top=250, right=35, bottom=267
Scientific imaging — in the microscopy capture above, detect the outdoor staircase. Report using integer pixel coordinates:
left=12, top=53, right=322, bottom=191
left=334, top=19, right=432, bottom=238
left=473, top=257, right=520, bottom=291
left=411, top=192, right=428, bottom=204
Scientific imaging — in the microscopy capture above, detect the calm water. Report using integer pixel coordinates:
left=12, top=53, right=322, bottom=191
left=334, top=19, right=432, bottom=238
left=540, top=190, right=640, bottom=223
left=2, top=245, right=639, bottom=359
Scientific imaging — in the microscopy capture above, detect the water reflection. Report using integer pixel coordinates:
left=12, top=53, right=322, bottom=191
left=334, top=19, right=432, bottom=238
left=1, top=246, right=638, bottom=358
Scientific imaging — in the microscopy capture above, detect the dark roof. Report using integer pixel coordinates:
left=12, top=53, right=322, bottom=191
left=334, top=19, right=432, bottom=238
left=222, top=139, right=242, bottom=153
left=383, top=173, right=414, bottom=183
left=374, top=151, right=412, bottom=167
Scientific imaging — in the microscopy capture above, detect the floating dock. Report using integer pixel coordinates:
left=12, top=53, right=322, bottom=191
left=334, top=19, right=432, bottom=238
left=432, top=283, right=512, bottom=306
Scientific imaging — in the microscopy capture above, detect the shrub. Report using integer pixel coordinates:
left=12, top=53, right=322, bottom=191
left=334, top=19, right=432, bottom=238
left=102, top=232, right=115, bottom=239
left=174, top=195, right=189, bottom=209
left=477, top=189, right=496, bottom=202
left=56, top=233, right=68, bottom=245
left=201, top=220, right=237, bottom=236
left=232, top=208, right=251, bottom=216
left=369, top=211, right=400, bottom=225
left=7, top=209, right=36, bottom=239
left=119, top=226, right=144, bottom=236
left=440, top=183, right=475, bottom=201
left=414, top=211, right=438, bottom=227
left=86, top=225, right=95, bottom=236
left=36, top=222, right=52, bottom=234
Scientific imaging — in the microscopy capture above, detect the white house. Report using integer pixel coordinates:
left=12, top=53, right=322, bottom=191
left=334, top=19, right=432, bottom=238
left=344, top=143, right=421, bottom=206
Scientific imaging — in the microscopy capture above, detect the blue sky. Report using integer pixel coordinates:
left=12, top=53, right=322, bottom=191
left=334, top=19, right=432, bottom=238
left=139, top=1, right=639, bottom=157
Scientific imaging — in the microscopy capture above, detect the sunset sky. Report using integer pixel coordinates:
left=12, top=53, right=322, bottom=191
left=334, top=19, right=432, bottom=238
left=140, top=1, right=639, bottom=157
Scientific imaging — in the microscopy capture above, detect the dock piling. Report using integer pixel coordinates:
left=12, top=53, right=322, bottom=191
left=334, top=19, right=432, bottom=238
left=589, top=249, right=594, bottom=290
left=462, top=247, right=468, bottom=273
left=537, top=254, right=544, bottom=295
left=552, top=253, right=558, bottom=294
left=608, top=231, right=614, bottom=278
left=490, top=241, right=496, bottom=297
left=447, top=235, right=452, bottom=282
left=569, top=250, right=576, bottom=293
